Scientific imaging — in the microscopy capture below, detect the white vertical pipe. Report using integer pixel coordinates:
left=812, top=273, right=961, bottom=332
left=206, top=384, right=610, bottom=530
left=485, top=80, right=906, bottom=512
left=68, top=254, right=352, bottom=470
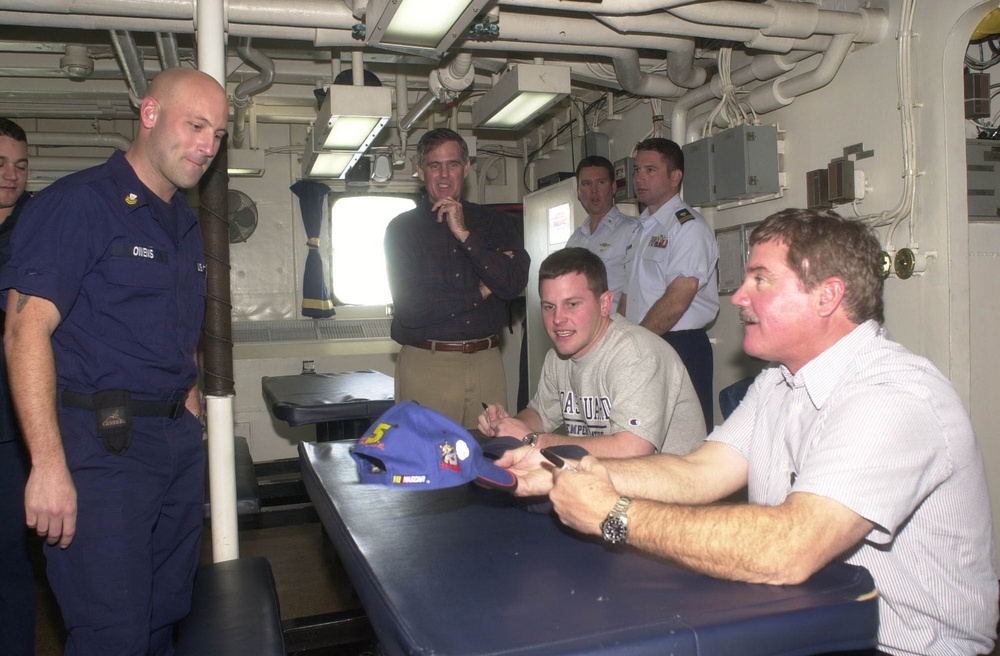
left=352, top=50, right=363, bottom=85
left=198, top=0, right=240, bottom=565
left=196, top=0, right=226, bottom=83
left=206, top=395, right=239, bottom=561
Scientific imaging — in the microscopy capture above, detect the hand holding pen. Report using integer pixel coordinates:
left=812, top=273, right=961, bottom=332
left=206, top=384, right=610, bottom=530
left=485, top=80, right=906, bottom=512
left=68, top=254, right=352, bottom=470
left=540, top=447, right=577, bottom=471
left=478, top=401, right=510, bottom=437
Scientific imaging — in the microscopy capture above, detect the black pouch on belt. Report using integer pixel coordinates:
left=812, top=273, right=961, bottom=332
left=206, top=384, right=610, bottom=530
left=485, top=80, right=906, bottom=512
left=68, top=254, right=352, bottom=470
left=92, top=389, right=134, bottom=455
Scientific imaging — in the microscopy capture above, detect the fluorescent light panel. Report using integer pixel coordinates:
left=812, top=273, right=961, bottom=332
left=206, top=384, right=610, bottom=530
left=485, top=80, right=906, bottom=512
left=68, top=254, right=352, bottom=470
left=302, top=138, right=363, bottom=180
left=472, top=64, right=571, bottom=130
left=227, top=148, right=265, bottom=177
left=314, top=86, right=392, bottom=152
left=365, top=0, right=480, bottom=59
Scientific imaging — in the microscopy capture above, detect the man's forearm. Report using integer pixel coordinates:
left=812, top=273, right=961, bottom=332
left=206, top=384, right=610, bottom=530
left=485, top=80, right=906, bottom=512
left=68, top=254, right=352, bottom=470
left=539, top=431, right=654, bottom=458
left=639, top=277, right=698, bottom=335
left=513, top=407, right=545, bottom=433
left=604, top=442, right=747, bottom=505
left=627, top=492, right=873, bottom=586
left=6, top=318, right=63, bottom=467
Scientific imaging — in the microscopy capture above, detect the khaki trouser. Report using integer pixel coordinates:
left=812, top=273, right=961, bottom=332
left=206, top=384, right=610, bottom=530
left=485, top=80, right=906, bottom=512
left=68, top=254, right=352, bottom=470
left=395, top=343, right=506, bottom=430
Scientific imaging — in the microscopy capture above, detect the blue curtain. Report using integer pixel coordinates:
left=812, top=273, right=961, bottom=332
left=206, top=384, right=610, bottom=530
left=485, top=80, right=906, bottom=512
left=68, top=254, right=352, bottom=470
left=291, top=180, right=336, bottom=318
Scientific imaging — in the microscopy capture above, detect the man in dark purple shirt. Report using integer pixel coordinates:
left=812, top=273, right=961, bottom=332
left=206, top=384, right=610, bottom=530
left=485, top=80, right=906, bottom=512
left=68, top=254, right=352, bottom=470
left=385, top=128, right=529, bottom=428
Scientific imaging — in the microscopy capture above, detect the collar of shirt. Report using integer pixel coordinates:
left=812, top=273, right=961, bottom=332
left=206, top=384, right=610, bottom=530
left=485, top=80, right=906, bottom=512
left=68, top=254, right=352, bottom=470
left=583, top=206, right=626, bottom=236
left=108, top=150, right=197, bottom=243
left=779, top=320, right=881, bottom=409
left=637, top=194, right=684, bottom=233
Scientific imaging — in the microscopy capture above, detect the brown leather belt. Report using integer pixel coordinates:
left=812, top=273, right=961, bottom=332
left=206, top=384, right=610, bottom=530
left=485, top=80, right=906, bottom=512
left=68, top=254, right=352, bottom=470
left=411, top=334, right=499, bottom=354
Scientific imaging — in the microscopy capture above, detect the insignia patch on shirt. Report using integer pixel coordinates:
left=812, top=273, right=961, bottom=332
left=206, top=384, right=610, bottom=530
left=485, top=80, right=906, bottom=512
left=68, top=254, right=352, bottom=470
left=125, top=193, right=138, bottom=205
left=648, top=235, right=668, bottom=248
left=676, top=209, right=695, bottom=224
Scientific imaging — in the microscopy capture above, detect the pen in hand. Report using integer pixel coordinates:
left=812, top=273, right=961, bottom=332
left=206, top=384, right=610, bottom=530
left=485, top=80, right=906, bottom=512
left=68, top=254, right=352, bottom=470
left=540, top=447, right=577, bottom=471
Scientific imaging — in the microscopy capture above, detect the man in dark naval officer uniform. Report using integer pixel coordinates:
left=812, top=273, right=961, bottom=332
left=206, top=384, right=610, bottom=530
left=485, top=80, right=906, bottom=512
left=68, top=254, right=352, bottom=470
left=1, top=68, right=229, bottom=655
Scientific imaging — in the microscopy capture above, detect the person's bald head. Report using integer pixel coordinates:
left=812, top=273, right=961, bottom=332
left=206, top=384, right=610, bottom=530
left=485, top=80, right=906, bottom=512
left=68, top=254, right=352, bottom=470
left=127, top=67, right=229, bottom=201
left=145, top=67, right=223, bottom=108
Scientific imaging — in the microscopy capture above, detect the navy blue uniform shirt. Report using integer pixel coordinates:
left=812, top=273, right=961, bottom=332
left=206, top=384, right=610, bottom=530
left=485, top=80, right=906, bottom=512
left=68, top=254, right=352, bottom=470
left=0, top=150, right=206, bottom=400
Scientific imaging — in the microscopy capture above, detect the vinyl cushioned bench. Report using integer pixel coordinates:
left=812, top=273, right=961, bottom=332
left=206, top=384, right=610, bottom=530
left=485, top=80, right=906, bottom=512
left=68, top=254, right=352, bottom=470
left=174, top=556, right=285, bottom=656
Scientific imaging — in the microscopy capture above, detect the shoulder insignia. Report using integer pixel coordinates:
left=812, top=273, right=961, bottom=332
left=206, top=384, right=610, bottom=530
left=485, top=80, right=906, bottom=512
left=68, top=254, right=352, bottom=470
left=675, top=208, right=694, bottom=224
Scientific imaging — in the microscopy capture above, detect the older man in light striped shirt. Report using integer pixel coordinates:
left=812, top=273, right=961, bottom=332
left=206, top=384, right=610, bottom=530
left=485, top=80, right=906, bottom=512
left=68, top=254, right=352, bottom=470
left=501, top=208, right=998, bottom=656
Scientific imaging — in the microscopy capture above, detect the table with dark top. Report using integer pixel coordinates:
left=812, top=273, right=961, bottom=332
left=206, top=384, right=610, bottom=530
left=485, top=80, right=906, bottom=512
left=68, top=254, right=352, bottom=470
left=262, top=369, right=395, bottom=441
left=299, top=440, right=880, bottom=656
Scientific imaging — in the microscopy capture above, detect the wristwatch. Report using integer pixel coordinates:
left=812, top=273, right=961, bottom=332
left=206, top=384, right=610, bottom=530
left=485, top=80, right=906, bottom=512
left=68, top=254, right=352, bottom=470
left=601, top=496, right=632, bottom=545
left=521, top=432, right=540, bottom=447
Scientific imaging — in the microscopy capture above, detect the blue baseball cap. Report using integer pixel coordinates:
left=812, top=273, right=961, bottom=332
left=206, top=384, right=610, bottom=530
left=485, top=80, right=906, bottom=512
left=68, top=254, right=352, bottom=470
left=350, top=401, right=517, bottom=491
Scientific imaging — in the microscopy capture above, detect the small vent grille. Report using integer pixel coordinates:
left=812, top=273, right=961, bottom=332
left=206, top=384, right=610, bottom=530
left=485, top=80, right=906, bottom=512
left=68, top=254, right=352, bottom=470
left=232, top=319, right=392, bottom=344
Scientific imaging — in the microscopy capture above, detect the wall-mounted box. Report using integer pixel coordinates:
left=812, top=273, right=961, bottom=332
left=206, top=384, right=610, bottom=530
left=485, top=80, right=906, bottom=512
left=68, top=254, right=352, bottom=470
left=712, top=124, right=780, bottom=202
left=965, top=72, right=991, bottom=120
left=582, top=132, right=610, bottom=161
left=682, top=136, right=716, bottom=207
left=967, top=138, right=1000, bottom=220
left=613, top=156, right=635, bottom=203
left=827, top=159, right=856, bottom=205
left=806, top=168, right=832, bottom=209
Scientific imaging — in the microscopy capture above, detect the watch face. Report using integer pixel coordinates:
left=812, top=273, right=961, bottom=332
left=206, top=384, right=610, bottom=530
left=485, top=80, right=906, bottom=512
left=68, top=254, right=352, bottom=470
left=601, top=516, right=627, bottom=545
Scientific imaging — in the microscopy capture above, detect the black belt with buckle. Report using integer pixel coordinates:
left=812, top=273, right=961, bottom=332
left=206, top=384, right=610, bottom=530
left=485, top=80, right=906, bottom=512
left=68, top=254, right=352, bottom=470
left=61, top=390, right=186, bottom=420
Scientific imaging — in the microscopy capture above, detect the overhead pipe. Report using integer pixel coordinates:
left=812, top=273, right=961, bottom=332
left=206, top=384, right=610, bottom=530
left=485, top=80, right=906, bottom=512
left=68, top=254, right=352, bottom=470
left=664, top=38, right=706, bottom=89
left=395, top=73, right=409, bottom=165
left=1, top=0, right=356, bottom=28
left=109, top=30, right=147, bottom=108
left=684, top=34, right=854, bottom=141
left=496, top=12, right=707, bottom=88
left=27, top=131, right=132, bottom=151
left=399, top=91, right=437, bottom=132
left=669, top=1, right=887, bottom=44
left=232, top=37, right=276, bottom=149
left=497, top=0, right=701, bottom=14
left=351, top=51, right=364, bottom=85
left=671, top=50, right=811, bottom=143
left=610, top=49, right=682, bottom=99
left=25, top=157, right=107, bottom=171
left=156, top=32, right=181, bottom=68
left=398, top=53, right=475, bottom=132
left=745, top=32, right=855, bottom=114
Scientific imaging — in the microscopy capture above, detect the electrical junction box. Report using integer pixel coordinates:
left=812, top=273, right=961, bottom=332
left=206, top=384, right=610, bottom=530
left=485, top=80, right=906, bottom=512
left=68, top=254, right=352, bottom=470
left=582, top=132, right=611, bottom=161
left=537, top=171, right=573, bottom=189
left=613, top=156, right=635, bottom=203
left=967, top=138, right=1000, bottom=220
left=965, top=72, right=991, bottom=119
left=681, top=135, right=716, bottom=207
left=712, top=124, right=780, bottom=202
left=806, top=168, right=832, bottom=209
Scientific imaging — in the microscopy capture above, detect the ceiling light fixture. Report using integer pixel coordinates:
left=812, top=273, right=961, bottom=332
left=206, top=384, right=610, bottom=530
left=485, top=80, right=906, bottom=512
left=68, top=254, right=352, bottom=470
left=313, top=85, right=392, bottom=152
left=472, top=64, right=571, bottom=130
left=227, top=147, right=266, bottom=178
left=302, top=137, right=363, bottom=180
left=364, top=0, right=481, bottom=60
